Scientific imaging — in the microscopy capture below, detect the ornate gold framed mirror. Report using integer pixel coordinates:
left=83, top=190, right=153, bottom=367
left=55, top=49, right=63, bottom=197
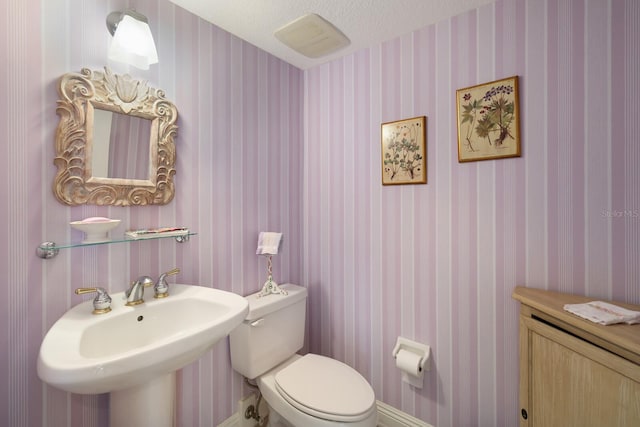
left=53, top=67, right=178, bottom=206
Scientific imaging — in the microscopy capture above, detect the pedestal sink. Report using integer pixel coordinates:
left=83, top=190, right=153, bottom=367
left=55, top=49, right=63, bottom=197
left=37, top=284, right=248, bottom=427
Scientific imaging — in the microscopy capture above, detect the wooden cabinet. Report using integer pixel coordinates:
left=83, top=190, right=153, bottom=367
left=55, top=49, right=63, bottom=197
left=513, top=287, right=640, bottom=427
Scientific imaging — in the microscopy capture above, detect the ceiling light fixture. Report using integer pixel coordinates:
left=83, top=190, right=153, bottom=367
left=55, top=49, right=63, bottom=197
left=106, top=9, right=158, bottom=70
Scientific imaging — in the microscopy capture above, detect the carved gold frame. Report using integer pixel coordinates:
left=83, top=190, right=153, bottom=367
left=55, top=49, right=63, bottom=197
left=53, top=67, right=178, bottom=206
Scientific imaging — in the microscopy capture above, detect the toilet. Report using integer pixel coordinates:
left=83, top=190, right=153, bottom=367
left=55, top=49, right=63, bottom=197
left=229, top=283, right=378, bottom=427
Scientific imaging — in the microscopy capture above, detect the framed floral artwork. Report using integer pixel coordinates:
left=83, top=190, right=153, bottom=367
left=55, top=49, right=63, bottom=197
left=456, top=76, right=521, bottom=162
left=381, top=116, right=427, bottom=185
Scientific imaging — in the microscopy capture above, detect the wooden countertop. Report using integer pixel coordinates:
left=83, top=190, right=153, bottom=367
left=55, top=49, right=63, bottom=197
left=513, top=286, right=640, bottom=362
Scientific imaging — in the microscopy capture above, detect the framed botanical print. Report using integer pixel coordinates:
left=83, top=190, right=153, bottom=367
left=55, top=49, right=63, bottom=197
left=456, top=76, right=521, bottom=162
left=381, top=116, right=427, bottom=185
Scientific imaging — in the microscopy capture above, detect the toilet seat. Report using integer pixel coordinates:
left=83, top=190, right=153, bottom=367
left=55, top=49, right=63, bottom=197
left=274, top=354, right=376, bottom=422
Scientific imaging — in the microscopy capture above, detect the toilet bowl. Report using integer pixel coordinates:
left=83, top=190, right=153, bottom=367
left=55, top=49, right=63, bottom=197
left=258, top=354, right=377, bottom=427
left=229, top=284, right=377, bottom=427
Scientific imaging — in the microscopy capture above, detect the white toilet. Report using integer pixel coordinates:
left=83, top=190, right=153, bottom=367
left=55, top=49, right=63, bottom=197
left=229, top=283, right=378, bottom=427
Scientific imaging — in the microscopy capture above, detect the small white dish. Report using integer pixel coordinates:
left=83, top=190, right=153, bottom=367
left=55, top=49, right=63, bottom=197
left=70, top=217, right=121, bottom=243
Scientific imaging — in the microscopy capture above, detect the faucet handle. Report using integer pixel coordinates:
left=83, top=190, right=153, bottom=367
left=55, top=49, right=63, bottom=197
left=75, top=287, right=112, bottom=314
left=155, top=267, right=180, bottom=299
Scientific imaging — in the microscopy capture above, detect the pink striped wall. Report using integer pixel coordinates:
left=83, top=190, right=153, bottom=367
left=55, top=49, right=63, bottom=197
left=2, top=0, right=640, bottom=426
left=304, top=0, right=640, bottom=426
left=1, top=0, right=302, bottom=426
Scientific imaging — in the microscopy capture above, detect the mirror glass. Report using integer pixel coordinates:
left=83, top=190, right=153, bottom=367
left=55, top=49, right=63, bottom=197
left=92, top=109, right=151, bottom=180
left=53, top=67, right=178, bottom=206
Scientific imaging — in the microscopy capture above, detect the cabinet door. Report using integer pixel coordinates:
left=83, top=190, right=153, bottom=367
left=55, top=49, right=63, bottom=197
left=521, top=317, right=640, bottom=427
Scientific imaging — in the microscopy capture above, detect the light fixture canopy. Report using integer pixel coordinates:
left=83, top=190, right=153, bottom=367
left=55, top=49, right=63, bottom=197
left=106, top=9, right=158, bottom=70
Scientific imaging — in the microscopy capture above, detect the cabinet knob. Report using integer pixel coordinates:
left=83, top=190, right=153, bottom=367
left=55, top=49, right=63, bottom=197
left=521, top=408, right=528, bottom=420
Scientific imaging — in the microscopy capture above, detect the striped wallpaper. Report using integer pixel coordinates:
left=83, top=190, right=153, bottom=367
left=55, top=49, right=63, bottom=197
left=303, top=0, right=639, bottom=426
left=1, top=0, right=303, bottom=426
left=1, top=0, right=639, bottom=426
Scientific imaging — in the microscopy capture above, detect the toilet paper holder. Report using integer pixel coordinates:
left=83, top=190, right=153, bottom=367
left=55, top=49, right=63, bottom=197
left=392, top=337, right=431, bottom=388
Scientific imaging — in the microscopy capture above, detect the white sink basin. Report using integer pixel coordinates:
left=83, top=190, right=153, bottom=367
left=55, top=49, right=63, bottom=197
left=37, top=284, right=248, bottom=394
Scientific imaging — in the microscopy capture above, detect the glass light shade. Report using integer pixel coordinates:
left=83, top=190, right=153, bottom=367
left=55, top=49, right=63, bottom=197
left=108, top=14, right=158, bottom=70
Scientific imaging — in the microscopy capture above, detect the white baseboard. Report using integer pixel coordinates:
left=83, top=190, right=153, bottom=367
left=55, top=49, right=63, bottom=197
left=376, top=401, right=433, bottom=427
left=217, top=400, right=433, bottom=427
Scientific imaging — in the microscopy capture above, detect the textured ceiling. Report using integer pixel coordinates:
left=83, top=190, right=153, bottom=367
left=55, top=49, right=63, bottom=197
left=168, top=0, right=496, bottom=70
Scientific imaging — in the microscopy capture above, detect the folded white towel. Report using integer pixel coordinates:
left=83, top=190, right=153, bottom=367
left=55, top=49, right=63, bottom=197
left=563, top=301, right=640, bottom=325
left=256, top=232, right=283, bottom=255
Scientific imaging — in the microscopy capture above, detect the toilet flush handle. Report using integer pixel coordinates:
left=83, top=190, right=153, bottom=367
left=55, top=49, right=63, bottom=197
left=250, top=318, right=265, bottom=327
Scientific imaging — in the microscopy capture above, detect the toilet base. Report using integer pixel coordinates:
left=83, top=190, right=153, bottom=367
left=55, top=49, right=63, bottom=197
left=265, top=404, right=293, bottom=427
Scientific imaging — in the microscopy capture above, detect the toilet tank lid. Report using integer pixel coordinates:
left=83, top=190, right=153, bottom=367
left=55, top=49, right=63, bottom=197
left=244, top=283, right=307, bottom=321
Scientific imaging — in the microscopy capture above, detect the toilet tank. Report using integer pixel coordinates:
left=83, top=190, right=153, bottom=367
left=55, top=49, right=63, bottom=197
left=229, top=283, right=307, bottom=379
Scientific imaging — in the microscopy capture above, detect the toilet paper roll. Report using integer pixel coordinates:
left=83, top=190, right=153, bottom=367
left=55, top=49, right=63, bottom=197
left=395, top=349, right=422, bottom=376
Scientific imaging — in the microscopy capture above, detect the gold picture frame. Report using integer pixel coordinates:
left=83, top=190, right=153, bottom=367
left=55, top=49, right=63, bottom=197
left=456, top=76, right=521, bottom=162
left=381, top=116, right=427, bottom=185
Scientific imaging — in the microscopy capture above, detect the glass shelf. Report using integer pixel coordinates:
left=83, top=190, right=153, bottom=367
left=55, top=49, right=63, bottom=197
left=37, top=232, right=197, bottom=259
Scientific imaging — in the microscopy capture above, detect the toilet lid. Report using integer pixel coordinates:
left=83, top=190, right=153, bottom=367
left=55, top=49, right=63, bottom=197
left=275, top=354, right=375, bottom=422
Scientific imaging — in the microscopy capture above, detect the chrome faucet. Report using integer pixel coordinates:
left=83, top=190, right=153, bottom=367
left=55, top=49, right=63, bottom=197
left=125, top=276, right=154, bottom=306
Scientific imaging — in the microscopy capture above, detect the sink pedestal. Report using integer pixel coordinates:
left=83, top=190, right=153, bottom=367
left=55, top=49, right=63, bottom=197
left=110, top=372, right=176, bottom=427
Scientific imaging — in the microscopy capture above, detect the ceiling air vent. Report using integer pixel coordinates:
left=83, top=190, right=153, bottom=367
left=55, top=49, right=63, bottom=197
left=274, top=13, right=350, bottom=58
